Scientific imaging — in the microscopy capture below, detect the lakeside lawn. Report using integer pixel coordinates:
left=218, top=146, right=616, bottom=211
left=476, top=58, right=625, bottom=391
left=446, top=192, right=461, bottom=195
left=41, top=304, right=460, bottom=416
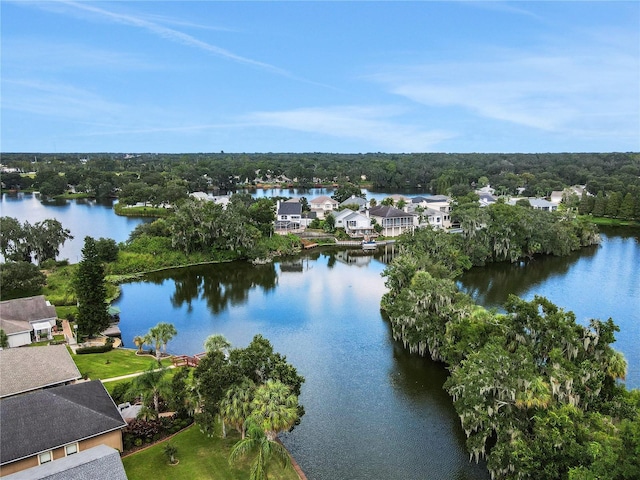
left=71, top=347, right=172, bottom=380
left=122, top=425, right=300, bottom=480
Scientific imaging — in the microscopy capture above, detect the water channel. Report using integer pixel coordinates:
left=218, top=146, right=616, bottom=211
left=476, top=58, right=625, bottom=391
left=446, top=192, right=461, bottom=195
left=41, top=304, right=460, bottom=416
left=2, top=193, right=638, bottom=479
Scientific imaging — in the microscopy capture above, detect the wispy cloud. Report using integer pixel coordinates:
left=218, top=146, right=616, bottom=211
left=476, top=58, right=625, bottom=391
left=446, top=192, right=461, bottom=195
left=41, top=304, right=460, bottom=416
left=2, top=79, right=125, bottom=119
left=2, top=38, right=156, bottom=71
left=34, top=0, right=292, bottom=77
left=371, top=32, right=639, bottom=141
left=243, top=106, right=454, bottom=152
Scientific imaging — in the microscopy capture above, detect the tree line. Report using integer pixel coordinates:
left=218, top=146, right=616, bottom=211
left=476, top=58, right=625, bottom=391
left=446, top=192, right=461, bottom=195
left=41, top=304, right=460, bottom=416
left=381, top=226, right=640, bottom=479
left=2, top=151, right=638, bottom=219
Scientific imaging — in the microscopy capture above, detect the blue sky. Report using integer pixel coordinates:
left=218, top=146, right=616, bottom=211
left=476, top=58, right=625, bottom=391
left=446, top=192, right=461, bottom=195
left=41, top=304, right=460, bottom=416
left=1, top=1, right=638, bottom=154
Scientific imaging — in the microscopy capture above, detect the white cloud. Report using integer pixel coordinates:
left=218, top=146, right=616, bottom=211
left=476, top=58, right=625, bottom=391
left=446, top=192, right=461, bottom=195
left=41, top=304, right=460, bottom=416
left=243, top=106, right=454, bottom=152
left=371, top=33, right=639, bottom=142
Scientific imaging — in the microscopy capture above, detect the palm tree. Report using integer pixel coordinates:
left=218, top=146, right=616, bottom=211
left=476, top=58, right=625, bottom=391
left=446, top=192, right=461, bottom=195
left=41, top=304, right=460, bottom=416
left=229, top=420, right=291, bottom=480
left=220, top=380, right=255, bottom=439
left=204, top=333, right=231, bottom=355
left=130, top=364, right=171, bottom=414
left=133, top=335, right=145, bottom=354
left=145, top=322, right=177, bottom=363
left=250, top=380, right=299, bottom=441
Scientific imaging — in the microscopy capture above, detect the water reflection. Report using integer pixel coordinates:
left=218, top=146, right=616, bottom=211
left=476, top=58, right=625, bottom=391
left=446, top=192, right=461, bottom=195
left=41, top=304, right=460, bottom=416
left=144, top=262, right=278, bottom=314
left=459, top=244, right=599, bottom=307
left=116, top=253, right=489, bottom=480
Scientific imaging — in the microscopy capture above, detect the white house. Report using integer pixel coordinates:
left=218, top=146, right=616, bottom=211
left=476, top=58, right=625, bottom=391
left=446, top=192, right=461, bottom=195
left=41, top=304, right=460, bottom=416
left=189, top=192, right=231, bottom=209
left=418, top=207, right=446, bottom=229
left=275, top=199, right=302, bottom=232
left=334, top=209, right=375, bottom=237
left=508, top=197, right=558, bottom=211
left=411, top=195, right=453, bottom=228
left=0, top=296, right=58, bottom=348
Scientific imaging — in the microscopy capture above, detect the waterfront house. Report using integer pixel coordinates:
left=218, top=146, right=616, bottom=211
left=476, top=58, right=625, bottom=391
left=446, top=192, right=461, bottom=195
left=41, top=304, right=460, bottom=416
left=334, top=209, right=375, bottom=238
left=411, top=195, right=453, bottom=228
left=0, top=345, right=82, bottom=399
left=276, top=199, right=302, bottom=232
left=418, top=207, right=446, bottom=229
left=0, top=381, right=127, bottom=477
left=0, top=296, right=58, bottom=348
left=368, top=205, right=417, bottom=237
left=309, top=196, right=339, bottom=219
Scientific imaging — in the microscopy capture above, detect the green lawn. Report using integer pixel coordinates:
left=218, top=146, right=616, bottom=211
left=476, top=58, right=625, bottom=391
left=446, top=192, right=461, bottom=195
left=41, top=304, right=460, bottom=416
left=71, top=348, right=172, bottom=380
left=122, top=425, right=300, bottom=480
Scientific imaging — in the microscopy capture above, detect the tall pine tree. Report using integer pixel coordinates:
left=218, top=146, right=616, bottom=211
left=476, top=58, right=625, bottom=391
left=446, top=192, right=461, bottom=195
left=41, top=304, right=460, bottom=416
left=75, top=236, right=110, bottom=338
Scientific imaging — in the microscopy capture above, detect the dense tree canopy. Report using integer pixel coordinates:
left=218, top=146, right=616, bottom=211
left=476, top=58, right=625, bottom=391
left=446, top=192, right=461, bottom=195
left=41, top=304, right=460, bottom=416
left=381, top=227, right=640, bottom=479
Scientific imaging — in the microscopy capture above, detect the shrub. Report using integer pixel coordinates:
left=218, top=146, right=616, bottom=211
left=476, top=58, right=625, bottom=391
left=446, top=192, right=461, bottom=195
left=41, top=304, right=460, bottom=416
left=75, top=343, right=114, bottom=354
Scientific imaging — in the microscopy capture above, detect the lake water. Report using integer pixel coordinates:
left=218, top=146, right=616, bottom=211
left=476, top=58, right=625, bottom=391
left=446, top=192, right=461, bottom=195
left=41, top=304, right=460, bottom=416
left=0, top=193, right=149, bottom=262
left=115, top=250, right=490, bottom=480
left=3, top=194, right=638, bottom=479
left=458, top=227, right=640, bottom=389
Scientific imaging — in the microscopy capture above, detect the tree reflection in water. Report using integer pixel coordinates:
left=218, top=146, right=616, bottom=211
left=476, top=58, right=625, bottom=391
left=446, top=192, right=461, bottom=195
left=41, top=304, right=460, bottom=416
left=144, top=262, right=278, bottom=315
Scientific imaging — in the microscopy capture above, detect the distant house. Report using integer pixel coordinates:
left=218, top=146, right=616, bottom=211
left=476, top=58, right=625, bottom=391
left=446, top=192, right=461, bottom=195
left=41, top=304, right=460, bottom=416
left=0, top=381, right=127, bottom=476
left=411, top=195, right=453, bottom=228
left=508, top=197, right=558, bottom=211
left=275, top=199, right=302, bottom=232
left=309, top=196, right=339, bottom=219
left=368, top=205, right=417, bottom=237
left=0, top=345, right=82, bottom=399
left=334, top=209, right=375, bottom=238
left=550, top=185, right=587, bottom=205
left=339, top=195, right=368, bottom=211
left=2, top=444, right=127, bottom=480
left=189, top=192, right=230, bottom=209
left=0, top=296, right=58, bottom=348
left=419, top=208, right=446, bottom=229
left=477, top=192, right=498, bottom=207
left=384, top=194, right=411, bottom=207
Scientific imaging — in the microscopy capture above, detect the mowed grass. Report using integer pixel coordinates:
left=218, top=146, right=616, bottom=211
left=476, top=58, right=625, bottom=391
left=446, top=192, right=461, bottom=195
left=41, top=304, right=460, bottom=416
left=71, top=348, right=172, bottom=380
left=122, top=425, right=300, bottom=480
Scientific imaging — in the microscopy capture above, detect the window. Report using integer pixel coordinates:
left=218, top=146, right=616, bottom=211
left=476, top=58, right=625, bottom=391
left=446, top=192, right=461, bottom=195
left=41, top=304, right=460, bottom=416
left=38, top=451, right=52, bottom=464
left=65, top=443, right=79, bottom=456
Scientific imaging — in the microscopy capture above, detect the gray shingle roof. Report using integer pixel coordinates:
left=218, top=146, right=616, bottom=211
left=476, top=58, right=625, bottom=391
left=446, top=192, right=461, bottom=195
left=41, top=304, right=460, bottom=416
left=2, top=444, right=128, bottom=480
left=278, top=202, right=302, bottom=215
left=340, top=196, right=367, bottom=207
left=0, top=318, right=32, bottom=336
left=0, top=381, right=126, bottom=465
left=0, top=345, right=82, bottom=398
left=369, top=205, right=415, bottom=218
left=0, top=296, right=57, bottom=323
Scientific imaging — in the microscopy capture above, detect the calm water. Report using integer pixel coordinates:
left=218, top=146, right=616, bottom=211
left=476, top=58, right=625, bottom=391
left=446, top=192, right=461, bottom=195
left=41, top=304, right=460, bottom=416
left=3, top=195, right=638, bottom=478
left=115, top=250, right=489, bottom=480
left=0, top=193, right=149, bottom=262
left=459, top=227, right=640, bottom=389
